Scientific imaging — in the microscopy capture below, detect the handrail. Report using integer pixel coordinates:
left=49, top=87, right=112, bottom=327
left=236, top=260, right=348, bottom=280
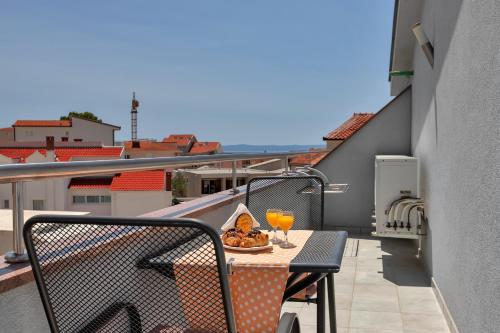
left=1, top=151, right=304, bottom=263
left=0, top=152, right=303, bottom=183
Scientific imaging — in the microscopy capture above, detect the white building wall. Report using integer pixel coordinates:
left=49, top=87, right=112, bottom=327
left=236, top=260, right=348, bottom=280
left=70, top=117, right=116, bottom=146
left=14, top=126, right=70, bottom=142
left=409, top=1, right=500, bottom=331
left=111, top=191, right=172, bottom=217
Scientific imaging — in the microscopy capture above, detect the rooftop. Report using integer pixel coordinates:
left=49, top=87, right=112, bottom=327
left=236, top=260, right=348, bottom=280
left=189, top=141, right=221, bottom=154
left=123, top=140, right=180, bottom=151
left=67, top=177, right=114, bottom=189
left=163, top=134, right=196, bottom=146
left=323, top=113, right=375, bottom=141
left=289, top=151, right=329, bottom=166
left=13, top=120, right=71, bottom=127
left=110, top=170, right=166, bottom=191
left=12, top=117, right=121, bottom=130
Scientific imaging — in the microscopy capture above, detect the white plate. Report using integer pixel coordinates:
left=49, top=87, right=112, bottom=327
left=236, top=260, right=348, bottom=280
left=223, top=243, right=273, bottom=252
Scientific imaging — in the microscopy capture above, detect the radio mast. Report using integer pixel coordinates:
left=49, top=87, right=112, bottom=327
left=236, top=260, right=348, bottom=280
left=131, top=92, right=139, bottom=141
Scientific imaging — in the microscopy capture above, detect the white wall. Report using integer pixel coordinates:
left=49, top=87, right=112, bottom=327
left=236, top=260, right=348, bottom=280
left=111, top=191, right=172, bottom=217
left=70, top=117, right=116, bottom=146
left=14, top=126, right=69, bottom=142
left=410, top=1, right=500, bottom=331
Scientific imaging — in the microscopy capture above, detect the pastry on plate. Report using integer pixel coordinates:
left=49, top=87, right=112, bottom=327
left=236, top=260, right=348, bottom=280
left=240, top=229, right=269, bottom=248
left=222, top=228, right=244, bottom=247
left=234, top=213, right=254, bottom=233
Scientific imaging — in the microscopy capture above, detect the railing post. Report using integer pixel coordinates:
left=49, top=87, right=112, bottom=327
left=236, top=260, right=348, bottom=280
left=283, top=155, right=289, bottom=173
left=4, top=182, right=29, bottom=263
left=231, top=161, right=239, bottom=195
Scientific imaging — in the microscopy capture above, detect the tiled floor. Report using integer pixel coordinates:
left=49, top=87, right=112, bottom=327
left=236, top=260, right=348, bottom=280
left=281, top=236, right=450, bottom=333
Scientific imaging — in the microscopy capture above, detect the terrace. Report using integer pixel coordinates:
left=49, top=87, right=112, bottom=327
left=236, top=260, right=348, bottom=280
left=0, top=153, right=451, bottom=333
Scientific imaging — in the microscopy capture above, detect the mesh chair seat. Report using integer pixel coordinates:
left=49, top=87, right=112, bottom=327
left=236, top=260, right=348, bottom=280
left=24, top=216, right=301, bottom=333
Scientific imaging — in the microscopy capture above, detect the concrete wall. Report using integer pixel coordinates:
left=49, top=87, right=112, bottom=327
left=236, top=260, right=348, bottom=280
left=111, top=191, right=172, bottom=217
left=411, top=1, right=500, bottom=332
left=315, top=88, right=412, bottom=230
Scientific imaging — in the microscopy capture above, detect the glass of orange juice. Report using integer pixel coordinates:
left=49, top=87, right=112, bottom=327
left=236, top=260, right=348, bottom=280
left=277, top=211, right=296, bottom=248
left=266, top=209, right=282, bottom=244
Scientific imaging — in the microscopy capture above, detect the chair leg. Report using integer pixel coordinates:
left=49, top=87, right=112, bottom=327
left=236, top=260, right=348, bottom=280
left=317, top=277, right=325, bottom=333
left=327, top=273, right=337, bottom=333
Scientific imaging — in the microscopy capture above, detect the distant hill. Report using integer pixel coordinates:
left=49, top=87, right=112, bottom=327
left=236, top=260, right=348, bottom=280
left=222, top=144, right=325, bottom=153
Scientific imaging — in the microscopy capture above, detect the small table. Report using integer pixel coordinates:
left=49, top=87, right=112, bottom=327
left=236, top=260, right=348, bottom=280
left=226, top=230, right=347, bottom=333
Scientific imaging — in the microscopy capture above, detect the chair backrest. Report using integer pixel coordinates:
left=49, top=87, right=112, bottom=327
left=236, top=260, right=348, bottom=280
left=24, top=215, right=236, bottom=333
left=246, top=176, right=324, bottom=231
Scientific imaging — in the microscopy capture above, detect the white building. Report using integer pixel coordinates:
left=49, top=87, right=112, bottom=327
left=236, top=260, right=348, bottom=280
left=68, top=170, right=172, bottom=217
left=0, top=145, right=172, bottom=216
left=12, top=117, right=120, bottom=146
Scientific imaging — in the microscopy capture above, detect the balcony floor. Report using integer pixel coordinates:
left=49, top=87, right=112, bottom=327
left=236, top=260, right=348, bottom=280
left=282, top=236, right=451, bottom=333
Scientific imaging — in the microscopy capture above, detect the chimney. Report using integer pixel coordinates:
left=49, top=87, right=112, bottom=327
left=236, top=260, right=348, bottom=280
left=45, top=136, right=56, bottom=161
left=46, top=136, right=55, bottom=150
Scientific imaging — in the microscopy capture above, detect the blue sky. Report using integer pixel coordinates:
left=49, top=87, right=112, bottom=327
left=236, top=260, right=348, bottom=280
left=1, top=1, right=394, bottom=145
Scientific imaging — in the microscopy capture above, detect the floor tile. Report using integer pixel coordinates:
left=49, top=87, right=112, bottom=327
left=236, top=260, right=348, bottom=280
left=351, top=295, right=400, bottom=313
left=353, top=283, right=398, bottom=299
left=349, top=311, right=403, bottom=330
left=401, top=313, right=450, bottom=332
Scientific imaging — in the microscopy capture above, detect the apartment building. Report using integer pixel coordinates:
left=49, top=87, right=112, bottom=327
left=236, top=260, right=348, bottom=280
left=12, top=116, right=120, bottom=146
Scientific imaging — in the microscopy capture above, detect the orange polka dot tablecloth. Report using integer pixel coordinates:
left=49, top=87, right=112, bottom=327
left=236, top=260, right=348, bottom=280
left=225, top=230, right=314, bottom=333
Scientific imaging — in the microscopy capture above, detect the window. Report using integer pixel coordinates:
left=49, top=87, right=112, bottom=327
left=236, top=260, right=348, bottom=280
left=73, top=195, right=111, bottom=204
left=201, top=179, right=222, bottom=195
left=3, top=199, right=9, bottom=209
left=73, top=138, right=83, bottom=142
left=33, top=200, right=45, bottom=210
left=73, top=196, right=86, bottom=204
left=61, top=137, right=69, bottom=142
left=86, top=196, right=100, bottom=204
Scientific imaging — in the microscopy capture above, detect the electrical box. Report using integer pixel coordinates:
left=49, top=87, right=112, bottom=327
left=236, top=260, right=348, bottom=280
left=373, top=155, right=420, bottom=239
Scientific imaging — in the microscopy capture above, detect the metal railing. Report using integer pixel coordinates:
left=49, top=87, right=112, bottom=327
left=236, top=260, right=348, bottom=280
left=0, top=152, right=303, bottom=263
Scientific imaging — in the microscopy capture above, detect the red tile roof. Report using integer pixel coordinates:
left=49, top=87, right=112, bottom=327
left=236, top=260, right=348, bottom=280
left=189, top=142, right=221, bottom=154
left=68, top=177, right=113, bottom=189
left=0, top=127, right=13, bottom=132
left=290, top=151, right=329, bottom=166
left=55, top=147, right=123, bottom=161
left=110, top=170, right=166, bottom=191
left=13, top=120, right=72, bottom=127
left=0, top=147, right=122, bottom=162
left=0, top=149, right=46, bottom=162
left=123, top=140, right=179, bottom=151
left=323, top=113, right=375, bottom=140
left=162, top=134, right=196, bottom=146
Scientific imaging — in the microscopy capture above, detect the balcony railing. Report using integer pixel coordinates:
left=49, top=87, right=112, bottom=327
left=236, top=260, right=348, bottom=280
left=0, top=152, right=304, bottom=263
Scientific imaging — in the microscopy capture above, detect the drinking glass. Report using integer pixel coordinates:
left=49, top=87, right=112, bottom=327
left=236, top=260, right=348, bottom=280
left=266, top=209, right=282, bottom=244
left=277, top=211, right=296, bottom=248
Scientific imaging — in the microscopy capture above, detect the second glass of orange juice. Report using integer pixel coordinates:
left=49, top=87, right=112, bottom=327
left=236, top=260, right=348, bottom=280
left=277, top=211, right=296, bottom=248
left=266, top=209, right=282, bottom=244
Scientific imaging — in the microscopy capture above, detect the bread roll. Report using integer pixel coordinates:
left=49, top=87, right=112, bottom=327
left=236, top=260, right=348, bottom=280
left=235, top=213, right=253, bottom=233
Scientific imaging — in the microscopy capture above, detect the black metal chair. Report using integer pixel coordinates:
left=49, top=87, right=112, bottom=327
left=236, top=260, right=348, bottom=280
left=246, top=176, right=337, bottom=333
left=24, top=215, right=300, bottom=333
